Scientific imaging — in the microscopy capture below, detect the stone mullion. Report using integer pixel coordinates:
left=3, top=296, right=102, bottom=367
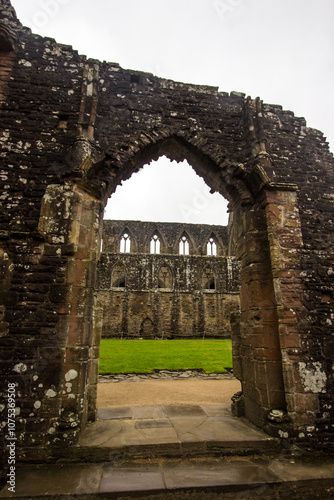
left=264, top=186, right=319, bottom=429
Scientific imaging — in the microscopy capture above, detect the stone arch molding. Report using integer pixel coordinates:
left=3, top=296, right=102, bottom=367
left=75, top=133, right=258, bottom=209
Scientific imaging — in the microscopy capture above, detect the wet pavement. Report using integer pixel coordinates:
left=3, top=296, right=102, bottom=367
left=1, top=405, right=334, bottom=498
left=1, top=454, right=334, bottom=498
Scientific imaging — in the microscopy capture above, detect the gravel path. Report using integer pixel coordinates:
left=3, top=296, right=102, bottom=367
left=97, top=371, right=241, bottom=407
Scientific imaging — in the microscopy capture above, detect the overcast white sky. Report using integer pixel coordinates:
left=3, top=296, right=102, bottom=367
left=11, top=0, right=334, bottom=225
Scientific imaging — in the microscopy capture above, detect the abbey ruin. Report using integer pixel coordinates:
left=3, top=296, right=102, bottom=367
left=0, top=0, right=333, bottom=464
left=97, top=220, right=240, bottom=339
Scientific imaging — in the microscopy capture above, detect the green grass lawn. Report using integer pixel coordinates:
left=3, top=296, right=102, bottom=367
left=99, top=339, right=233, bottom=374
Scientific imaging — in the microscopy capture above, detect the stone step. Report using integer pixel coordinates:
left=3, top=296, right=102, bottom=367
left=69, top=404, right=281, bottom=462
left=1, top=454, right=334, bottom=499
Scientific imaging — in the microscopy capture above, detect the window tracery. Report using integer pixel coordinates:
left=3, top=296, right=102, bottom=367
left=207, top=236, right=217, bottom=256
left=120, top=232, right=131, bottom=253
left=179, top=234, right=190, bottom=255
left=150, top=233, right=161, bottom=254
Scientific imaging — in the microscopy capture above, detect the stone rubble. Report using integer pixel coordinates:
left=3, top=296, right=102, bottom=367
left=99, top=369, right=236, bottom=383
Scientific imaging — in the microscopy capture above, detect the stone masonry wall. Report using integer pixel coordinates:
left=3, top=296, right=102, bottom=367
left=97, top=220, right=240, bottom=339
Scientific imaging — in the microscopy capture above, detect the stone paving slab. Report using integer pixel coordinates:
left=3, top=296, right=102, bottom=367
left=161, top=404, right=208, bottom=417
left=92, top=405, right=278, bottom=450
left=132, top=406, right=165, bottom=419
left=1, top=455, right=334, bottom=498
left=135, top=418, right=173, bottom=429
left=74, top=405, right=281, bottom=463
left=99, top=464, right=164, bottom=493
left=162, top=459, right=278, bottom=489
left=97, top=406, right=133, bottom=420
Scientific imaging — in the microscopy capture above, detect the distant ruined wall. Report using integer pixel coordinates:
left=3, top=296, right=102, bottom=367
left=0, top=0, right=333, bottom=460
left=97, top=221, right=240, bottom=339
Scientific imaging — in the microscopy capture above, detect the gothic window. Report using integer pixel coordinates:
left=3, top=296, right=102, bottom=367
left=150, top=233, right=161, bottom=254
left=158, top=265, right=173, bottom=289
left=202, top=267, right=215, bottom=290
left=179, top=234, right=190, bottom=255
left=120, top=232, right=131, bottom=253
left=111, top=264, right=127, bottom=288
left=207, top=236, right=217, bottom=256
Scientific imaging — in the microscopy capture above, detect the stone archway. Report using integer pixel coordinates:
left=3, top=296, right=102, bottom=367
left=37, top=134, right=312, bottom=442
left=140, top=317, right=155, bottom=338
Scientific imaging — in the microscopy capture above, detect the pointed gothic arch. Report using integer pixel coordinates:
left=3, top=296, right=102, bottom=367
left=119, top=228, right=131, bottom=253
left=139, top=317, right=155, bottom=338
left=206, top=233, right=218, bottom=256
left=87, top=134, right=255, bottom=208
left=158, top=264, right=173, bottom=289
left=27, top=65, right=324, bottom=448
left=149, top=230, right=162, bottom=254
left=179, top=232, right=190, bottom=255
left=202, top=265, right=216, bottom=290
left=37, top=131, right=311, bottom=442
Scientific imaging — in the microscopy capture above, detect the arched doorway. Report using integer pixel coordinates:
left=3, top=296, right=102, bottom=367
left=38, top=133, right=310, bottom=440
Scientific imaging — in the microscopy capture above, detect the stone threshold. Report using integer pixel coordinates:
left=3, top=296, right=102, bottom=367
left=71, top=404, right=281, bottom=462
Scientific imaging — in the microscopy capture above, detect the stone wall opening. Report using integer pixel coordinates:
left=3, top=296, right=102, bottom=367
left=6, top=134, right=318, bottom=454
left=97, top=155, right=237, bottom=343
left=50, top=136, right=309, bottom=439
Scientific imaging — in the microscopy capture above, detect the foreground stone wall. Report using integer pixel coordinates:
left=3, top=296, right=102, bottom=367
left=97, top=220, right=240, bottom=339
left=0, top=0, right=333, bottom=461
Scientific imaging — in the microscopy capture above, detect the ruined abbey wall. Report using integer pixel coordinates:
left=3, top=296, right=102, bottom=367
left=97, top=221, right=240, bottom=339
left=0, top=0, right=333, bottom=461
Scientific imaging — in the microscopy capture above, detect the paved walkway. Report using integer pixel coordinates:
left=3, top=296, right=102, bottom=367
left=1, top=405, right=334, bottom=498
left=76, top=404, right=279, bottom=459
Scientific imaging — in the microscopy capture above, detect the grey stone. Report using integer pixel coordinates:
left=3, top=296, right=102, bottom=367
left=99, top=464, right=165, bottom=493
left=162, top=405, right=208, bottom=417
left=97, top=407, right=132, bottom=420
left=162, top=459, right=278, bottom=489
left=135, top=419, right=173, bottom=429
left=132, top=406, right=165, bottom=419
